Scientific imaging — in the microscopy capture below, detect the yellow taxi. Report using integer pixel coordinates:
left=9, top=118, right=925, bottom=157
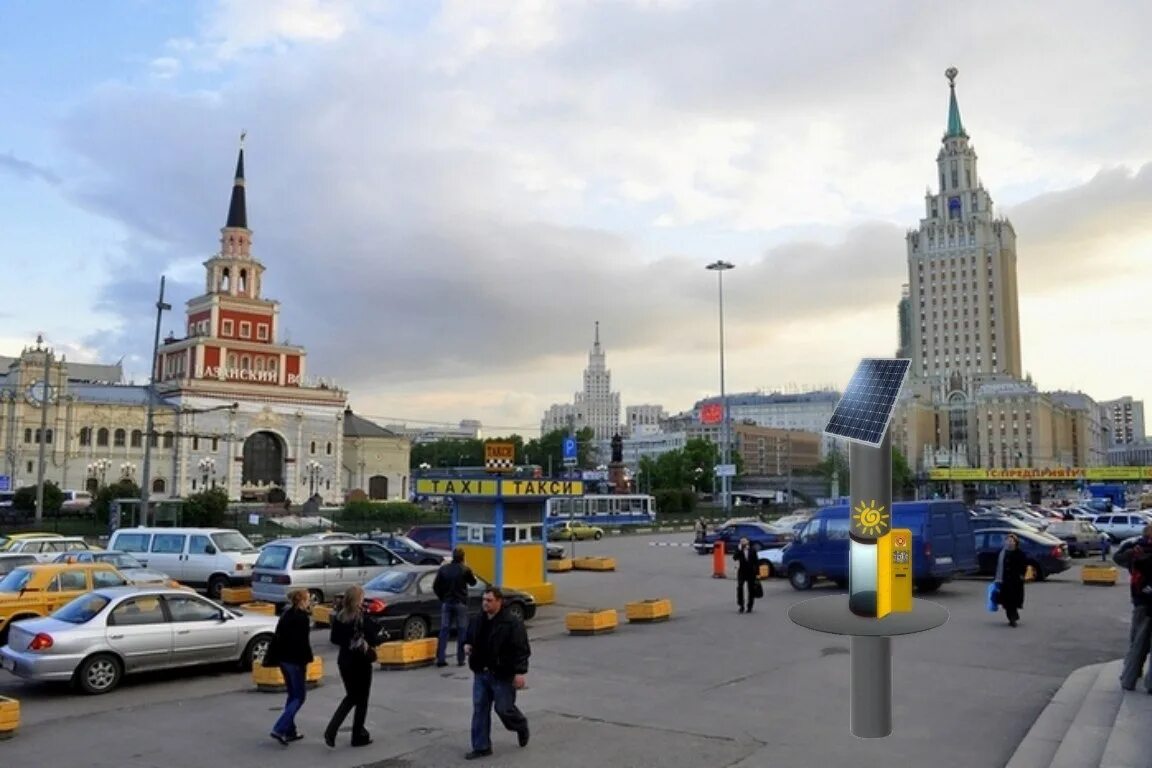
left=0, top=562, right=129, bottom=646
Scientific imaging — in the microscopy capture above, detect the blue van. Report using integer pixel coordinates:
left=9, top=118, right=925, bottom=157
left=782, top=500, right=978, bottom=593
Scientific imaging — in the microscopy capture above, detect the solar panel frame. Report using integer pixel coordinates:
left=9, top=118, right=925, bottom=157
left=823, top=358, right=911, bottom=447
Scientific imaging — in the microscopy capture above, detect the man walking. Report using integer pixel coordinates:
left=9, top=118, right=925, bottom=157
left=463, top=587, right=531, bottom=760
left=1115, top=524, right=1152, bottom=690
left=433, top=547, right=477, bottom=667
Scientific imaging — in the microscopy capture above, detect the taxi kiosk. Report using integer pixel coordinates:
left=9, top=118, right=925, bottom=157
left=789, top=359, right=947, bottom=738
left=411, top=474, right=584, bottom=606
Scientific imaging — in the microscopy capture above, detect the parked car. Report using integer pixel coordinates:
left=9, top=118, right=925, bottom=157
left=970, top=515, right=1039, bottom=535
left=783, top=500, right=978, bottom=593
left=757, top=546, right=786, bottom=577
left=107, top=527, right=260, bottom=598
left=1091, top=513, right=1149, bottom=543
left=0, top=532, right=64, bottom=552
left=368, top=534, right=450, bottom=565
left=545, top=542, right=566, bottom=560
left=695, top=521, right=793, bottom=555
left=0, top=554, right=38, bottom=577
left=972, top=527, right=1072, bottom=580
left=50, top=550, right=182, bottom=587
left=0, top=586, right=276, bottom=694
left=0, top=563, right=129, bottom=646
left=250, top=537, right=405, bottom=607
left=362, top=564, right=536, bottom=641
left=549, top=521, right=605, bottom=541
left=405, top=524, right=454, bottom=551
left=4, top=536, right=96, bottom=562
left=1044, top=520, right=1107, bottom=557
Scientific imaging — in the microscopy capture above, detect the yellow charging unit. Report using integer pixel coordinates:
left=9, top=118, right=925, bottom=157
left=876, top=528, right=913, bottom=618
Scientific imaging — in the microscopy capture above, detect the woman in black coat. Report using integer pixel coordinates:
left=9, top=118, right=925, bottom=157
left=269, top=588, right=314, bottom=744
left=996, top=533, right=1028, bottom=627
left=324, top=584, right=386, bottom=748
left=732, top=537, right=761, bottom=613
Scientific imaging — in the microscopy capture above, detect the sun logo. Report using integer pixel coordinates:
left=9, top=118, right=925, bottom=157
left=852, top=500, right=890, bottom=538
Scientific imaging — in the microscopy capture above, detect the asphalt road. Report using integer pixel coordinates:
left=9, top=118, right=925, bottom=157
left=0, top=531, right=1133, bottom=767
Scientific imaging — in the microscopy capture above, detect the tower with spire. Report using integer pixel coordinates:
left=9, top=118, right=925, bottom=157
left=540, top=322, right=622, bottom=441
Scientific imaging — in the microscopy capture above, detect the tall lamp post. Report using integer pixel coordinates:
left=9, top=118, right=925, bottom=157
left=120, top=462, right=137, bottom=482
left=198, top=457, right=217, bottom=490
left=706, top=259, right=735, bottom=515
left=140, top=276, right=171, bottom=525
left=33, top=335, right=53, bottom=524
left=87, top=458, right=112, bottom=489
left=304, top=459, right=324, bottom=497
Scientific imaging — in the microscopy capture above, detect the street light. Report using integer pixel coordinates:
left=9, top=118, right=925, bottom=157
left=120, top=462, right=137, bottom=482
left=140, top=275, right=172, bottom=524
left=303, top=459, right=324, bottom=497
left=87, top=458, right=112, bottom=488
left=706, top=259, right=735, bottom=515
left=198, top=457, right=217, bottom=490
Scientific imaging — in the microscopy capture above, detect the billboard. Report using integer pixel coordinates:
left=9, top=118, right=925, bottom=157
left=700, top=402, right=723, bottom=424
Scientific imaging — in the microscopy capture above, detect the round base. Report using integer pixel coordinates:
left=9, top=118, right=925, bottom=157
left=788, top=595, right=948, bottom=637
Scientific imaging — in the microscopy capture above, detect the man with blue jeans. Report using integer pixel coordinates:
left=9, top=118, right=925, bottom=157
left=463, top=586, right=531, bottom=760
left=433, top=547, right=477, bottom=667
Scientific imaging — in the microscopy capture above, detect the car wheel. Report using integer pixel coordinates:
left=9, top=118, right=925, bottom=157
left=403, top=616, right=430, bottom=641
left=506, top=602, right=525, bottom=622
left=242, top=634, right=273, bottom=670
left=788, top=565, right=812, bottom=591
left=76, top=653, right=122, bottom=695
left=831, top=578, right=847, bottom=589
left=307, top=589, right=324, bottom=608
left=207, top=575, right=229, bottom=600
left=915, top=578, right=942, bottom=593
left=593, top=531, right=603, bottom=540
left=1028, top=561, right=1047, bottom=581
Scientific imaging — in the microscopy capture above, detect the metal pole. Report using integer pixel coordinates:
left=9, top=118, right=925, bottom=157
left=851, top=635, right=892, bottom=738
left=140, top=276, right=171, bottom=525
left=34, top=341, right=52, bottom=523
left=719, top=267, right=729, bottom=515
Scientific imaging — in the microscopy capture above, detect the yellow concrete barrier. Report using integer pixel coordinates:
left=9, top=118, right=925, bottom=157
left=572, top=556, right=616, bottom=572
left=1082, top=564, right=1118, bottom=586
left=566, top=609, right=618, bottom=635
left=625, top=598, right=673, bottom=623
left=520, top=583, right=555, bottom=605
left=377, top=638, right=438, bottom=670
left=220, top=586, right=253, bottom=605
left=252, top=658, right=325, bottom=692
left=0, top=696, right=19, bottom=740
left=1024, top=565, right=1037, bottom=583
left=239, top=602, right=276, bottom=616
left=547, top=558, right=574, bottom=573
left=758, top=563, right=771, bottom=580
left=311, top=604, right=334, bottom=627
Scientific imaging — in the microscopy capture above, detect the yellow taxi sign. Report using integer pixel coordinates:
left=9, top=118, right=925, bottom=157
left=414, top=478, right=499, bottom=497
left=501, top=479, right=584, bottom=497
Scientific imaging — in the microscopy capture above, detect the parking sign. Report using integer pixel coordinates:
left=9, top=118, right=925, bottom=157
left=0, top=475, right=9, bottom=492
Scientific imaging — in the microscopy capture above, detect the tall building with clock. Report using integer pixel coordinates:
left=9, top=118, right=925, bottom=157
left=0, top=143, right=411, bottom=504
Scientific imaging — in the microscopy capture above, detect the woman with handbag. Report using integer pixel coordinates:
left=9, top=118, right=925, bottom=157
left=324, top=584, right=385, bottom=748
left=269, top=588, right=314, bottom=745
left=996, top=533, right=1028, bottom=627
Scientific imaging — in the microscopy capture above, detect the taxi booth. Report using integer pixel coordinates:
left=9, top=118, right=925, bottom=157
left=412, top=476, right=585, bottom=606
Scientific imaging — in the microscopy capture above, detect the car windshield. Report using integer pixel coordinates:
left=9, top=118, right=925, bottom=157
left=54, top=593, right=111, bottom=624
left=364, top=570, right=413, bottom=593
left=255, top=546, right=291, bottom=570
left=211, top=532, right=256, bottom=553
left=388, top=536, right=422, bottom=550
left=0, top=568, right=34, bottom=592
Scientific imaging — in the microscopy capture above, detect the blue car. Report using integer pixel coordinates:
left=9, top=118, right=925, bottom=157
left=695, top=520, right=794, bottom=555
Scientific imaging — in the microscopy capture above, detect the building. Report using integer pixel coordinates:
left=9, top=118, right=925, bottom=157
left=384, top=420, right=483, bottom=443
left=625, top=405, right=666, bottom=437
left=540, top=322, right=622, bottom=440
left=342, top=408, right=410, bottom=500
left=1100, top=397, right=1145, bottom=445
left=895, top=284, right=912, bottom=359
left=0, top=143, right=410, bottom=503
left=688, top=390, right=841, bottom=457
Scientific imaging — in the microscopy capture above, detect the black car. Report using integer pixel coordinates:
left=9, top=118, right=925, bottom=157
left=362, top=564, right=537, bottom=641
left=695, top=521, right=793, bottom=555
left=369, top=534, right=450, bottom=565
left=973, top=527, right=1072, bottom=580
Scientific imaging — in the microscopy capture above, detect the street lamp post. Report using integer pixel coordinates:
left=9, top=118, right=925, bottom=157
left=33, top=335, right=53, bottom=524
left=198, top=457, right=217, bottom=490
left=140, top=276, right=172, bottom=525
left=120, top=462, right=137, bottom=482
left=706, top=260, right=735, bottom=516
left=87, top=458, right=112, bottom=489
left=304, top=459, right=324, bottom=498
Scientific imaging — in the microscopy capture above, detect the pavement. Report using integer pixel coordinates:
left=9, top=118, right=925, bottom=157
left=0, top=532, right=1147, bottom=767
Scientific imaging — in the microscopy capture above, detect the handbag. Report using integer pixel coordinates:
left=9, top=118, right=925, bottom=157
left=985, top=582, right=1000, bottom=613
left=751, top=580, right=764, bottom=599
left=261, top=636, right=281, bottom=668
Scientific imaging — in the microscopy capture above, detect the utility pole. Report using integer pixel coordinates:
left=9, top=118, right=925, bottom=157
left=140, top=276, right=171, bottom=526
left=34, top=336, right=52, bottom=523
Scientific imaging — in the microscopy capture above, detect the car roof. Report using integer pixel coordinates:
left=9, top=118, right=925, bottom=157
left=91, top=585, right=211, bottom=599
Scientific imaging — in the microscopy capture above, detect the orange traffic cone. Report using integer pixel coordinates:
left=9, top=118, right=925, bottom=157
left=712, top=540, right=727, bottom=578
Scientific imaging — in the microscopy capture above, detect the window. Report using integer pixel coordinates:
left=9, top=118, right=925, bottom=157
left=165, top=595, right=222, bottom=622
left=109, top=596, right=167, bottom=626
left=240, top=321, right=252, bottom=339
left=257, top=323, right=269, bottom=341
left=23, top=428, right=32, bottom=444
left=222, top=319, right=234, bottom=336
left=79, top=427, right=92, bottom=446
left=325, top=544, right=356, bottom=567
left=824, top=518, right=850, bottom=540
left=114, top=533, right=152, bottom=553
left=310, top=441, right=316, bottom=455
left=163, top=431, right=174, bottom=448
left=357, top=544, right=397, bottom=567
left=93, top=570, right=128, bottom=588
left=151, top=534, right=186, bottom=554
left=189, top=535, right=214, bottom=555
left=211, top=438, right=219, bottom=452
left=326, top=442, right=333, bottom=456
left=131, top=430, right=143, bottom=448
left=152, top=478, right=166, bottom=494
left=293, top=546, right=325, bottom=570
left=50, top=571, right=89, bottom=592
left=192, top=436, right=199, bottom=451
left=114, top=429, right=126, bottom=448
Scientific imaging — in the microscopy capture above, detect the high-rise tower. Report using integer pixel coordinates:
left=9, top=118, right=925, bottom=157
left=540, top=322, right=622, bottom=440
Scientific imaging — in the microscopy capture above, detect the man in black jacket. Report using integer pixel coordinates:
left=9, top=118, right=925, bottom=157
left=433, top=547, right=477, bottom=667
left=1114, top=524, right=1152, bottom=690
left=463, top=587, right=531, bottom=760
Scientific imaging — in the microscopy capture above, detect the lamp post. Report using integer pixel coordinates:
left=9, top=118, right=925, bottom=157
left=198, top=456, right=217, bottom=490
left=706, top=259, right=735, bottom=515
left=303, top=459, right=324, bottom=497
left=88, top=458, right=112, bottom=489
left=33, top=335, right=53, bottom=524
left=140, top=276, right=172, bottom=525
left=120, top=462, right=137, bottom=482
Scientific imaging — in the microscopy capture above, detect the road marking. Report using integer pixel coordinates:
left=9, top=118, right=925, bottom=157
left=648, top=541, right=696, bottom=547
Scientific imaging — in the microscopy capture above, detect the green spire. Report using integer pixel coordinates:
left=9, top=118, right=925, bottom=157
left=945, top=67, right=966, bottom=138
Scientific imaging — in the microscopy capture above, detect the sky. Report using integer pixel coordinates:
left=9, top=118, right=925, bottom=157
left=2, top=0, right=1151, bottom=438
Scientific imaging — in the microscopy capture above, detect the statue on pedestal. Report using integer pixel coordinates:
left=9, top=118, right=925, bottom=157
left=611, top=433, right=623, bottom=464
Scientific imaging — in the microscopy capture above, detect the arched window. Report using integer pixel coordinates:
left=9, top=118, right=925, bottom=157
left=114, top=429, right=126, bottom=448
left=255, top=357, right=265, bottom=371
left=97, top=428, right=109, bottom=447
left=220, top=267, right=231, bottom=292
left=152, top=478, right=166, bottom=494
left=131, top=430, right=143, bottom=448
left=239, top=269, right=247, bottom=294
left=241, top=355, right=250, bottom=370
left=163, top=431, right=174, bottom=449
left=79, top=427, right=92, bottom=446
left=269, top=358, right=278, bottom=372
left=227, top=353, right=237, bottom=369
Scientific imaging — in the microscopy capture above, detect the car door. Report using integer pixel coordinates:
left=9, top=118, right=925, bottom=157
left=357, top=543, right=399, bottom=583
left=414, top=572, right=442, bottom=630
left=163, top=593, right=238, bottom=664
left=148, top=533, right=188, bottom=581
left=43, top=569, right=90, bottom=612
left=818, top=517, right=850, bottom=578
left=977, top=531, right=1007, bottom=574
left=323, top=543, right=359, bottom=598
left=105, top=595, right=174, bottom=672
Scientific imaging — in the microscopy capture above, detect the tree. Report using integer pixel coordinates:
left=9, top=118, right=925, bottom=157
left=522, top=428, right=596, bottom=474
left=94, top=479, right=141, bottom=524
left=183, top=488, right=230, bottom=527
left=12, top=482, right=63, bottom=514
left=892, top=447, right=915, bottom=500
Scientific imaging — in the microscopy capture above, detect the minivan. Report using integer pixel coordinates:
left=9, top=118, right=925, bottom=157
left=107, top=527, right=260, bottom=598
left=250, top=537, right=406, bottom=607
left=782, top=500, right=978, bottom=593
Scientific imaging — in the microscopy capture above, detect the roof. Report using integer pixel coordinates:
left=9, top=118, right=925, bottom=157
left=343, top=410, right=397, bottom=438
left=225, top=146, right=247, bottom=229
left=0, top=356, right=124, bottom=384
left=946, top=71, right=967, bottom=138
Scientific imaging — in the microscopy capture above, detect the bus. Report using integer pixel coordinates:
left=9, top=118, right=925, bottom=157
left=544, top=494, right=657, bottom=526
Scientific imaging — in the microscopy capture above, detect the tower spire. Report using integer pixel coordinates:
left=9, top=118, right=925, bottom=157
left=944, top=67, right=966, bottom=139
left=593, top=321, right=600, bottom=351
left=225, top=130, right=248, bottom=229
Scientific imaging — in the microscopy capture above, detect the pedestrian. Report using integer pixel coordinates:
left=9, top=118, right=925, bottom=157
left=268, top=588, right=314, bottom=745
left=1114, top=524, right=1152, bottom=690
left=694, top=517, right=706, bottom=543
left=995, top=533, right=1027, bottom=627
left=463, top=587, right=531, bottom=760
left=733, top=537, right=760, bottom=613
left=434, top=547, right=477, bottom=667
left=324, top=584, right=386, bottom=748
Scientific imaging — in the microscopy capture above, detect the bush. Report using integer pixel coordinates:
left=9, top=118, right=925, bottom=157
left=94, top=480, right=141, bottom=524
left=341, top=501, right=427, bottom=527
left=182, top=488, right=230, bottom=527
left=12, top=482, right=64, bottom=514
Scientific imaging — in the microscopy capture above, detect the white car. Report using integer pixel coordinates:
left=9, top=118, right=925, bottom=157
left=758, top=546, right=785, bottom=577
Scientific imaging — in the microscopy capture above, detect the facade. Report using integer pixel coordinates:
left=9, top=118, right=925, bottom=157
left=688, top=390, right=841, bottom=457
left=0, top=144, right=409, bottom=504
left=895, top=284, right=912, bottom=359
left=625, top=404, right=666, bottom=437
left=1100, top=397, right=1145, bottom=445
left=342, top=409, right=410, bottom=500
left=540, top=322, right=622, bottom=440
left=384, top=420, right=483, bottom=443
left=732, top=426, right=822, bottom=477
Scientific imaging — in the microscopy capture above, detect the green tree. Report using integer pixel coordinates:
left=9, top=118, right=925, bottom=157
left=93, top=479, right=141, bottom=524
left=892, top=447, right=915, bottom=500
left=182, top=488, right=230, bottom=527
left=522, top=428, right=595, bottom=474
left=12, top=482, right=64, bottom=514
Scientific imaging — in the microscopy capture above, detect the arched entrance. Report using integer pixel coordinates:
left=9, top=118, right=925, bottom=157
left=243, top=431, right=285, bottom=488
left=368, top=475, right=389, bottom=500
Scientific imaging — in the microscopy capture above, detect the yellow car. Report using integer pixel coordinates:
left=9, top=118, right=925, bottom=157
left=0, top=563, right=129, bottom=647
left=0, top=533, right=65, bottom=552
left=549, top=521, right=605, bottom=541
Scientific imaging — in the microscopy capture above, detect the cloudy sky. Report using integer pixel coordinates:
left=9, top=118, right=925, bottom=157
left=3, top=0, right=1151, bottom=437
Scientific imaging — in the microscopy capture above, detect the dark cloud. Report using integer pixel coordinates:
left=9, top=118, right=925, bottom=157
left=0, top=152, right=60, bottom=185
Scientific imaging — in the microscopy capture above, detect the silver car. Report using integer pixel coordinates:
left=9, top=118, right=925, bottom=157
left=0, top=586, right=276, bottom=694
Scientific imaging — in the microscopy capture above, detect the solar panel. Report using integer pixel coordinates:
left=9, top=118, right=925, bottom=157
left=824, top=358, right=911, bottom=447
